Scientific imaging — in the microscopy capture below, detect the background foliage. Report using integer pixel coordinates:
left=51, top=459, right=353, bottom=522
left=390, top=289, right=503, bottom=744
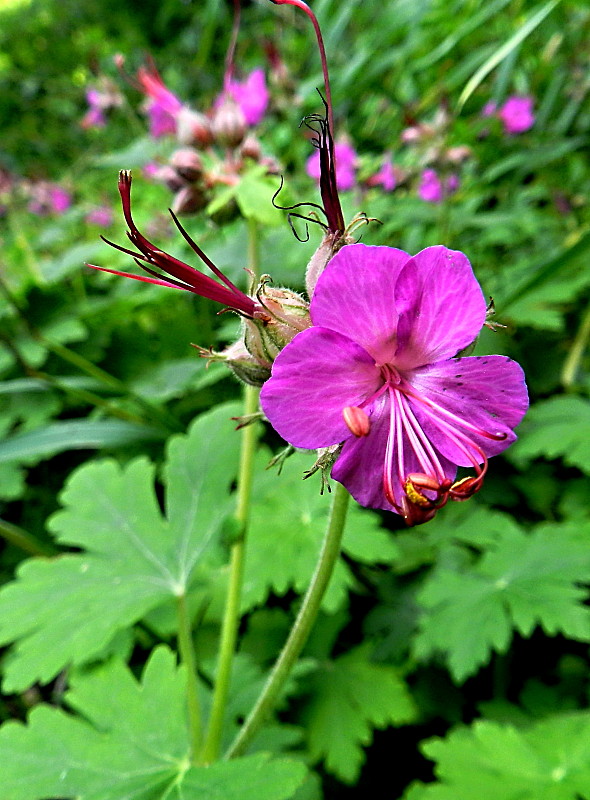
left=1, top=0, right=590, bottom=797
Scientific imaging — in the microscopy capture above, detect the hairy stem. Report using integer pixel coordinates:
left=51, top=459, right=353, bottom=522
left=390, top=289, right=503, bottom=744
left=199, top=219, right=261, bottom=764
left=225, top=481, right=350, bottom=758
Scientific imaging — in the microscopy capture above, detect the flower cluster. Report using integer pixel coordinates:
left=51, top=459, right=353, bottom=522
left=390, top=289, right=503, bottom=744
left=94, top=1, right=529, bottom=527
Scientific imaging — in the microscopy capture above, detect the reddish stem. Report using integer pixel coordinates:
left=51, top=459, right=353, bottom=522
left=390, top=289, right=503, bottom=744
left=269, top=0, right=334, bottom=136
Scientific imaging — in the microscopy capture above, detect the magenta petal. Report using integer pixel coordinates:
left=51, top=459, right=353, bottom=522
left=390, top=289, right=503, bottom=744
left=311, top=243, right=411, bottom=363
left=393, top=246, right=486, bottom=369
left=260, top=327, right=381, bottom=449
left=408, top=355, right=529, bottom=465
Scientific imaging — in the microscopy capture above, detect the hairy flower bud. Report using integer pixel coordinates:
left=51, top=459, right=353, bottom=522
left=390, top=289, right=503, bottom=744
left=176, top=107, right=214, bottom=148
left=170, top=148, right=203, bottom=182
left=171, top=185, right=208, bottom=215
left=305, top=230, right=352, bottom=298
left=244, top=283, right=311, bottom=364
left=196, top=341, right=271, bottom=386
left=212, top=98, right=247, bottom=149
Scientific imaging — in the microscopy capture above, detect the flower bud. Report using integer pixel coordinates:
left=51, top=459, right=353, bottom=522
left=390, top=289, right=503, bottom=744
left=244, top=283, right=311, bottom=364
left=169, top=148, right=203, bottom=182
left=305, top=231, right=352, bottom=298
left=240, top=134, right=262, bottom=162
left=171, top=185, right=208, bottom=215
left=196, top=341, right=271, bottom=387
left=212, top=97, right=247, bottom=149
left=153, top=165, right=186, bottom=192
left=176, top=107, right=214, bottom=148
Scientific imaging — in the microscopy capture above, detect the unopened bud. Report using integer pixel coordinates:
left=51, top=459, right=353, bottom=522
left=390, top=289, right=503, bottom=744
left=305, top=231, right=352, bottom=298
left=343, top=406, right=370, bottom=437
left=240, top=134, right=262, bottom=162
left=212, top=98, right=247, bottom=149
left=153, top=165, right=186, bottom=192
left=171, top=185, right=208, bottom=215
left=194, top=341, right=271, bottom=387
left=170, top=148, right=203, bottom=182
left=244, top=283, right=311, bottom=364
left=176, top=107, right=214, bottom=148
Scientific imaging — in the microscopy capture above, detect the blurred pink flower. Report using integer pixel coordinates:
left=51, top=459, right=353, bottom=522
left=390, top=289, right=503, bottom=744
left=367, top=157, right=397, bottom=192
left=224, top=68, right=269, bottom=126
left=307, top=140, right=357, bottom=191
left=28, top=183, right=72, bottom=216
left=81, top=89, right=106, bottom=129
left=86, top=206, right=114, bottom=226
left=498, top=95, right=535, bottom=135
left=418, top=169, right=459, bottom=204
left=481, top=101, right=497, bottom=118
left=136, top=64, right=184, bottom=138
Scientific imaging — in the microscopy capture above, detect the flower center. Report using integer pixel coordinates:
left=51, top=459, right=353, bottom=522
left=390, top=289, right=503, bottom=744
left=373, top=364, right=506, bottom=525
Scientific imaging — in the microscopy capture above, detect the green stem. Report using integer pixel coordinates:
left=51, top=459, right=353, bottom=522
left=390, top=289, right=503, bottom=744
left=0, top=518, right=56, bottom=558
left=200, top=218, right=261, bottom=764
left=225, top=482, right=351, bottom=759
left=176, top=591, right=202, bottom=762
left=561, top=300, right=590, bottom=389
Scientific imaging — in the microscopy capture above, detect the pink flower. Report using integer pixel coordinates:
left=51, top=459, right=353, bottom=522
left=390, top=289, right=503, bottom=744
left=28, top=183, right=72, bottom=216
left=498, top=95, right=535, bottom=135
left=81, top=89, right=106, bottom=129
left=367, top=157, right=397, bottom=192
left=307, top=140, right=357, bottom=191
left=418, top=169, right=459, bottom=204
left=136, top=64, right=184, bottom=138
left=261, top=243, right=528, bottom=525
left=86, top=206, right=114, bottom=227
left=224, top=68, right=269, bottom=126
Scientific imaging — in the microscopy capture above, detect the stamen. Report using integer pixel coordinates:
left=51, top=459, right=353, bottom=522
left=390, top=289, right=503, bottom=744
left=343, top=406, right=370, bottom=437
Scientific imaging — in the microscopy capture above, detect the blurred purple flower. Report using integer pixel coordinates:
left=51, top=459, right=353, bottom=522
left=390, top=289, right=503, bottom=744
left=367, top=157, right=397, bottom=192
left=307, top=140, right=357, bottom=191
left=81, top=89, right=106, bottom=129
left=418, top=169, right=459, bottom=204
left=498, top=95, right=535, bottom=135
left=481, top=101, right=497, bottom=118
left=136, top=64, right=184, bottom=138
left=224, top=68, right=269, bottom=126
left=86, top=206, right=114, bottom=227
left=28, top=183, right=72, bottom=216
left=261, top=243, right=528, bottom=525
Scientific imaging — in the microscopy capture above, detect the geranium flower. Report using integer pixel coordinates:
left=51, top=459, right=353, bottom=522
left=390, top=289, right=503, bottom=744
left=418, top=169, right=459, bottom=204
left=224, top=68, right=269, bottom=126
left=367, top=157, right=397, bottom=192
left=136, top=64, right=184, bottom=138
left=260, top=243, right=528, bottom=525
left=498, top=95, right=535, bottom=135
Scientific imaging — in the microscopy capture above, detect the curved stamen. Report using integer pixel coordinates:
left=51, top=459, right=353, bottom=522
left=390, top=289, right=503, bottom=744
left=401, top=381, right=508, bottom=442
left=397, top=392, right=446, bottom=484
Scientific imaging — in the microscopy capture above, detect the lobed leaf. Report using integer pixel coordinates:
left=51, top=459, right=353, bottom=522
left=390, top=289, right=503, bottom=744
left=0, top=403, right=241, bottom=690
left=404, top=713, right=590, bottom=799
left=0, top=646, right=307, bottom=800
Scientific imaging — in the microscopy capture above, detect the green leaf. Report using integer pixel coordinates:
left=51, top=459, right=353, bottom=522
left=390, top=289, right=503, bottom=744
left=406, top=713, right=590, bottom=799
left=235, top=168, right=282, bottom=226
left=414, top=520, right=590, bottom=682
left=0, top=646, right=307, bottom=800
left=458, top=0, right=561, bottom=109
left=508, top=396, right=590, bottom=473
left=0, top=403, right=241, bottom=690
left=242, top=450, right=397, bottom=613
left=302, top=645, right=417, bottom=783
left=0, top=419, right=165, bottom=464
